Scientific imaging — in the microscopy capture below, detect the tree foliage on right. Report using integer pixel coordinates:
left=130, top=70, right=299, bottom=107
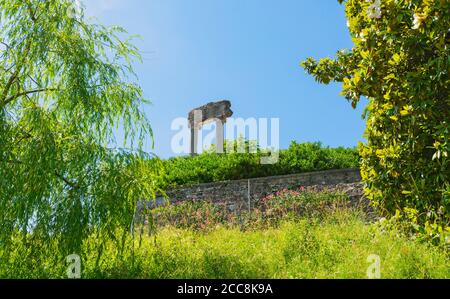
left=302, top=0, right=449, bottom=242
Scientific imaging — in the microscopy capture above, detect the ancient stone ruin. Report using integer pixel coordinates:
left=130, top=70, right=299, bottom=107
left=188, top=100, right=233, bottom=155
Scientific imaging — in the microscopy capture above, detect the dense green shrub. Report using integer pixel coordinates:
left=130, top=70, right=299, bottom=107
left=302, top=0, right=450, bottom=241
left=161, top=141, right=359, bottom=187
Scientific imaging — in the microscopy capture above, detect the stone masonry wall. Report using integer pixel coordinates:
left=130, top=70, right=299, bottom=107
left=141, top=169, right=362, bottom=212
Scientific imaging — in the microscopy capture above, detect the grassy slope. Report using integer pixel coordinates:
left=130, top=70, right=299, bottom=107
left=83, top=212, right=449, bottom=279
left=79, top=190, right=449, bottom=279
left=2, top=191, right=448, bottom=279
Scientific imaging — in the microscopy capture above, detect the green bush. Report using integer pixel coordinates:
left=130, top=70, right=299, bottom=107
left=302, top=0, right=450, bottom=241
left=160, top=141, right=359, bottom=187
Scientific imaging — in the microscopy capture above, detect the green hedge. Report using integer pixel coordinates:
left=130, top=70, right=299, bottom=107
left=160, top=142, right=359, bottom=187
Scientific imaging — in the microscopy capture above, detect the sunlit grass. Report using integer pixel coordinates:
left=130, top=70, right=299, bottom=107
left=2, top=192, right=448, bottom=279
left=81, top=210, right=448, bottom=279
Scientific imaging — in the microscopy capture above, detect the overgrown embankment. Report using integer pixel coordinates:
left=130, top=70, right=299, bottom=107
left=2, top=189, right=448, bottom=279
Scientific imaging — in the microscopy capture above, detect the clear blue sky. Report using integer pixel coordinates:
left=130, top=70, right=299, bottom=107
left=85, top=0, right=368, bottom=158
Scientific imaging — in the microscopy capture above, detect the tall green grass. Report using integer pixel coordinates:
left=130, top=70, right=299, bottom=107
left=1, top=190, right=448, bottom=279
left=128, top=218, right=448, bottom=279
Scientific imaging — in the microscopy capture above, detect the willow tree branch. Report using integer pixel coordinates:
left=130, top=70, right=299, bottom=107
left=2, top=88, right=58, bottom=107
left=0, top=41, right=11, bottom=49
left=54, top=171, right=80, bottom=190
left=0, top=39, right=32, bottom=105
left=25, top=0, right=37, bottom=22
left=0, top=1, right=38, bottom=105
left=1, top=160, right=80, bottom=190
left=1, top=70, right=19, bottom=104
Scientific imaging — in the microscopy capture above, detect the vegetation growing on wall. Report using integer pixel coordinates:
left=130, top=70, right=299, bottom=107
left=161, top=141, right=359, bottom=187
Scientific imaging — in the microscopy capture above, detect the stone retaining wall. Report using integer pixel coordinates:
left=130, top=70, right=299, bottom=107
left=139, top=168, right=362, bottom=212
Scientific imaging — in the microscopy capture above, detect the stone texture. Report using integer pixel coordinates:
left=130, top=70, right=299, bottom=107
left=188, top=100, right=233, bottom=127
left=137, top=168, right=364, bottom=214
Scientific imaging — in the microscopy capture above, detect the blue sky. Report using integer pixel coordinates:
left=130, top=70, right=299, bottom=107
left=84, top=0, right=368, bottom=158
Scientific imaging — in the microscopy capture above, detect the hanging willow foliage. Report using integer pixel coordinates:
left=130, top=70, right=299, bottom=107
left=0, top=0, right=164, bottom=266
